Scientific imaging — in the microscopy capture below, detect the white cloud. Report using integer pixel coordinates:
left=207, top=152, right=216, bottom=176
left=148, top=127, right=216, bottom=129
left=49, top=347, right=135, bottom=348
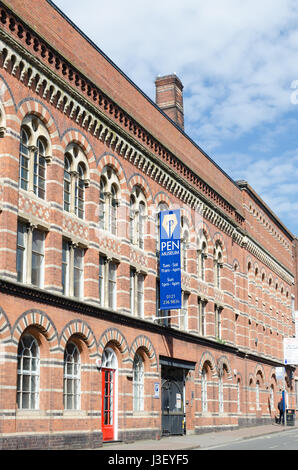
left=52, top=0, right=298, bottom=233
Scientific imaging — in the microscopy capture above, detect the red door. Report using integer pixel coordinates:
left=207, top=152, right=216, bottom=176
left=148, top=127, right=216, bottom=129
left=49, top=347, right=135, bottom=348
left=102, top=368, right=115, bottom=441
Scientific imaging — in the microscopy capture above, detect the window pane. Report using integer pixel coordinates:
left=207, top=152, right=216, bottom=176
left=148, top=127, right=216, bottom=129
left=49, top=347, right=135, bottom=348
left=62, top=240, right=70, bottom=294
left=108, top=262, right=117, bottom=309
left=73, top=248, right=83, bottom=298
left=64, top=157, right=71, bottom=212
left=17, top=334, right=39, bottom=410
left=17, top=222, right=27, bottom=282
left=99, top=255, right=105, bottom=305
left=64, top=342, right=80, bottom=410
left=130, top=268, right=135, bottom=314
left=31, top=231, right=44, bottom=287
left=19, top=129, right=29, bottom=190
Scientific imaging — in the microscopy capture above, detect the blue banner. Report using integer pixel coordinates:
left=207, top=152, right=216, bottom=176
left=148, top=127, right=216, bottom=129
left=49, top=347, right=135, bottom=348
left=159, top=209, right=181, bottom=310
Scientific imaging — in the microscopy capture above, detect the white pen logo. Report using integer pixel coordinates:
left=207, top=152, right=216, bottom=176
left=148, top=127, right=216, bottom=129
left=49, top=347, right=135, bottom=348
left=162, top=213, right=178, bottom=238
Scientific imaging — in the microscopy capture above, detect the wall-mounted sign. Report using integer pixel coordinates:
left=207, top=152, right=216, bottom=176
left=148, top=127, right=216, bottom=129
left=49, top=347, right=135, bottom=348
left=284, top=337, right=298, bottom=365
left=159, top=209, right=181, bottom=310
left=154, top=382, right=160, bottom=399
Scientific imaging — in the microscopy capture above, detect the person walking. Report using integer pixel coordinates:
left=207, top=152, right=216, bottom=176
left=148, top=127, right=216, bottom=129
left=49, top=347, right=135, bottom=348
left=278, top=398, right=284, bottom=424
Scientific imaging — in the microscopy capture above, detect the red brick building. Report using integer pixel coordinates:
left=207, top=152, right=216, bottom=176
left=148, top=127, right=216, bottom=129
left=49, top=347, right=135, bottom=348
left=0, top=0, right=296, bottom=449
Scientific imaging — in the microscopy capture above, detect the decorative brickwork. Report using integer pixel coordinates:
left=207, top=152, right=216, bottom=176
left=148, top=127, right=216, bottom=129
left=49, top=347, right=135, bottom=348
left=0, top=0, right=296, bottom=450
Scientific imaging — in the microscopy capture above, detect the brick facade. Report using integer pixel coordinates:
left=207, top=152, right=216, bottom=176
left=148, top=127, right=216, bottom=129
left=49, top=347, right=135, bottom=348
left=0, top=0, right=296, bottom=450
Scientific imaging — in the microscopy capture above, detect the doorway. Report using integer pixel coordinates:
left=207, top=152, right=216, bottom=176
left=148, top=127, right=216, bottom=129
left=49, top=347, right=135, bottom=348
left=101, top=348, right=118, bottom=441
left=161, top=366, right=185, bottom=436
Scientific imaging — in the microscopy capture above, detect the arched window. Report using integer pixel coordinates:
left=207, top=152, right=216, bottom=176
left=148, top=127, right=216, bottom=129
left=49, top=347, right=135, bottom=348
left=214, top=243, right=223, bottom=289
left=256, top=380, right=260, bottom=410
left=181, top=230, right=188, bottom=272
left=63, top=156, right=71, bottom=212
left=219, top=375, right=224, bottom=413
left=181, top=217, right=189, bottom=272
left=19, top=115, right=51, bottom=199
left=63, top=341, right=81, bottom=410
left=109, top=184, right=118, bottom=235
left=63, top=144, right=89, bottom=219
left=201, top=366, right=208, bottom=413
left=133, top=353, right=144, bottom=411
left=102, top=347, right=117, bottom=369
left=19, top=128, right=30, bottom=191
left=197, top=235, right=207, bottom=280
left=33, top=138, right=46, bottom=199
left=75, top=163, right=85, bottom=219
left=237, top=379, right=241, bottom=413
left=17, top=334, right=39, bottom=409
left=98, top=167, right=120, bottom=234
left=138, top=201, right=146, bottom=249
left=130, top=187, right=147, bottom=248
left=99, top=177, right=106, bottom=229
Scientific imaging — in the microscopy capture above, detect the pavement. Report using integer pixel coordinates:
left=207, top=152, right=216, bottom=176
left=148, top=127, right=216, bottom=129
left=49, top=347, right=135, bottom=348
left=98, top=421, right=298, bottom=451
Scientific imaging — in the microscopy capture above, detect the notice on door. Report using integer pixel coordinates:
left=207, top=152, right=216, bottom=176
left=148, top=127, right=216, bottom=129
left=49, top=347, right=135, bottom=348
left=176, top=393, right=181, bottom=409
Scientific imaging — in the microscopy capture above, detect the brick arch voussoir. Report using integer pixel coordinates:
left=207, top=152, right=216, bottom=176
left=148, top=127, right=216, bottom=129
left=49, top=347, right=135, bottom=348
left=198, top=351, right=217, bottom=378
left=196, top=222, right=212, bottom=253
left=154, top=191, right=172, bottom=209
left=11, top=309, right=58, bottom=351
left=98, top=327, right=129, bottom=366
left=130, top=335, right=158, bottom=371
left=128, top=174, right=153, bottom=205
left=17, top=99, right=60, bottom=146
left=62, top=128, right=95, bottom=164
left=0, top=306, right=12, bottom=343
left=217, top=355, right=233, bottom=380
left=255, top=363, right=266, bottom=384
left=97, top=153, right=127, bottom=192
left=59, top=319, right=97, bottom=358
left=0, top=77, right=16, bottom=132
left=212, top=232, right=228, bottom=263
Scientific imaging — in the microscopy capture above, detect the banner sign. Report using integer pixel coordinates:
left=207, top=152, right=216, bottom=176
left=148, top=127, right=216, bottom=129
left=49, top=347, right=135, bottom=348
left=275, top=367, right=285, bottom=381
left=284, top=337, right=298, bottom=365
left=159, top=209, right=181, bottom=310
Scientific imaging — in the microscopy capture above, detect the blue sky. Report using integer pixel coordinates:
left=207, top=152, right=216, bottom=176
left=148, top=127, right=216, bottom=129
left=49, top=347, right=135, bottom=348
left=53, top=0, right=298, bottom=236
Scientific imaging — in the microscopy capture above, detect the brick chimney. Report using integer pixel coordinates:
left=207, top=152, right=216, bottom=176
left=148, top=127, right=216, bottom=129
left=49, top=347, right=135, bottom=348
left=155, top=74, right=184, bottom=130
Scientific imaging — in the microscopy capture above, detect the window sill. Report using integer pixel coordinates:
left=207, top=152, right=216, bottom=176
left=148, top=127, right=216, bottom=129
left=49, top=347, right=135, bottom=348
left=16, top=409, right=45, bottom=418
left=63, top=409, right=87, bottom=417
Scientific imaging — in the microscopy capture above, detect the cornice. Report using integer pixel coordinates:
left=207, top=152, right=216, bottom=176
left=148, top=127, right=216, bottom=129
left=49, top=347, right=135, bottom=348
left=0, top=14, right=295, bottom=285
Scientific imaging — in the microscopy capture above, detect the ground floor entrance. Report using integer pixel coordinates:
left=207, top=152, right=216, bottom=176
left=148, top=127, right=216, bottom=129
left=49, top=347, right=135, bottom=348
left=160, top=357, right=196, bottom=436
left=101, top=347, right=118, bottom=442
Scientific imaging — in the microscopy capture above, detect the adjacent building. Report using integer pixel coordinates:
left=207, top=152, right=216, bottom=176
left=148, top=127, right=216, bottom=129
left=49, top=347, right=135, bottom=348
left=0, top=0, right=297, bottom=449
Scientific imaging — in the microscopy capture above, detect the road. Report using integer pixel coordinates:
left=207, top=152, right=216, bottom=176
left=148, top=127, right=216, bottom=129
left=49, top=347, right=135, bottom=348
left=200, top=427, right=298, bottom=450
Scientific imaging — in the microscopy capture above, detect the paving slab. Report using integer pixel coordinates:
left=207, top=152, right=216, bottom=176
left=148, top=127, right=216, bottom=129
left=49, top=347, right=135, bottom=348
left=97, top=423, right=298, bottom=451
